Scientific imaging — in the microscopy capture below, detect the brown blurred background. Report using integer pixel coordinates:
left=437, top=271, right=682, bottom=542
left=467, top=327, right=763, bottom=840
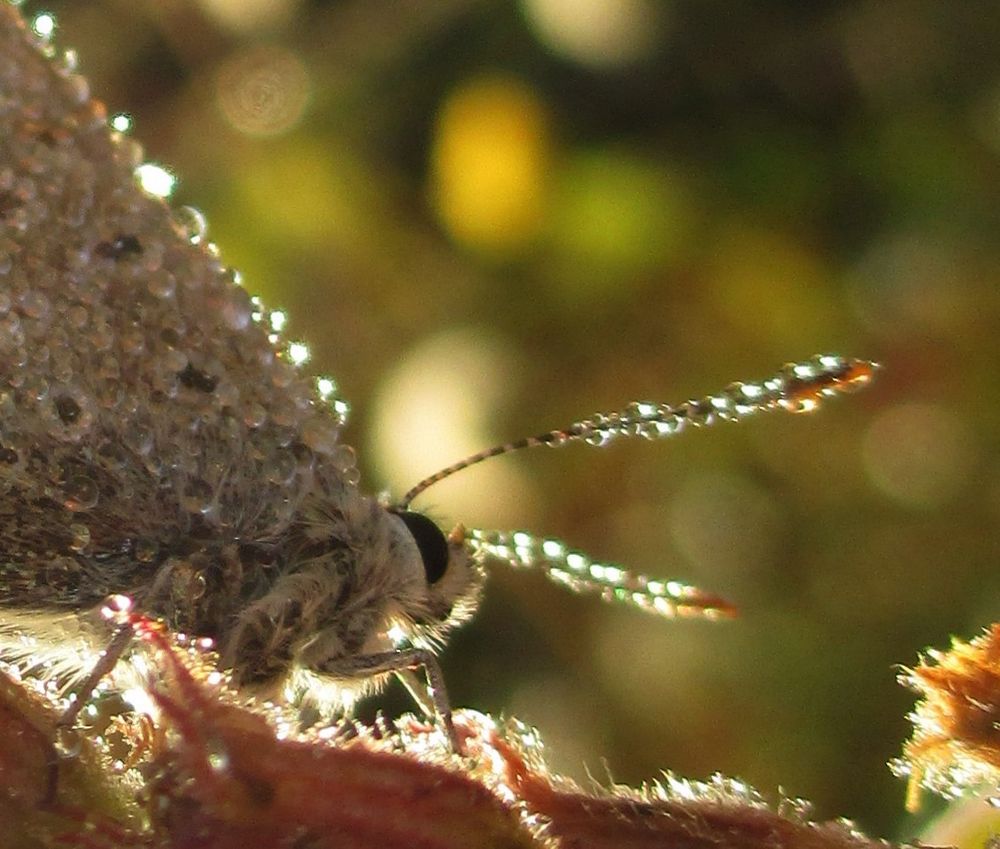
left=25, top=0, right=1000, bottom=840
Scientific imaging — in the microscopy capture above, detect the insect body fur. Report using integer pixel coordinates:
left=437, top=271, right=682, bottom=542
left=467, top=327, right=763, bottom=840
left=0, top=429, right=484, bottom=712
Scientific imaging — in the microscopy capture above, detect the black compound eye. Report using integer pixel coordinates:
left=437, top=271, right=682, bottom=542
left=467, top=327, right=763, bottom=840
left=394, top=510, right=449, bottom=585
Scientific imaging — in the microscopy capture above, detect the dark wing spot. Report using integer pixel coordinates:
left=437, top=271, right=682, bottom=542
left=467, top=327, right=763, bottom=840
left=177, top=363, right=219, bottom=393
left=95, top=233, right=143, bottom=260
left=54, top=394, right=81, bottom=424
left=0, top=191, right=19, bottom=219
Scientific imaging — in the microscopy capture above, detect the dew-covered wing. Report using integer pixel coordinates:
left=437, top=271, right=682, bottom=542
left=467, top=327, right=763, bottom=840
left=0, top=9, right=351, bottom=608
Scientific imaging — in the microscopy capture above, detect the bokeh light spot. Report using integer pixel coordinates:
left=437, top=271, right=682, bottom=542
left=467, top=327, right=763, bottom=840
left=197, top=0, right=300, bottom=33
left=840, top=1, right=940, bottom=101
left=544, top=150, right=696, bottom=302
left=370, top=328, right=536, bottom=528
left=215, top=45, right=311, bottom=137
left=848, top=233, right=976, bottom=340
left=919, top=797, right=1000, bottom=849
left=863, top=402, right=976, bottom=508
left=667, top=471, right=782, bottom=588
left=521, top=0, right=664, bottom=67
left=430, top=75, right=552, bottom=253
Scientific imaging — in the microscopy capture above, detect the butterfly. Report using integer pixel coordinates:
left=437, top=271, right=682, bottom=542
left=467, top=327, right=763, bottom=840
left=0, top=5, right=877, bottom=748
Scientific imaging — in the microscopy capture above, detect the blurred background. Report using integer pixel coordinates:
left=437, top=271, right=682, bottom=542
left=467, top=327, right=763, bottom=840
left=21, top=0, right=1000, bottom=840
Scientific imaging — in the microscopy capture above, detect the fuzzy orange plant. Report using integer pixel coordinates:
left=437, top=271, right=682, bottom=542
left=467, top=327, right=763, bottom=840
left=898, top=624, right=1000, bottom=811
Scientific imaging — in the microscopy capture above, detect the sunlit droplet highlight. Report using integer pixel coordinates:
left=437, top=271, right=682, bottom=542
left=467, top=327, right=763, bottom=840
left=135, top=163, right=177, bottom=198
left=32, top=12, right=55, bottom=39
left=288, top=342, right=309, bottom=365
left=110, top=113, right=133, bottom=133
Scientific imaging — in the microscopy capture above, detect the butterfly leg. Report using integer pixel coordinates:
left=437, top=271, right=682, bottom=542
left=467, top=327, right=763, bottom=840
left=42, top=623, right=134, bottom=804
left=328, top=648, right=458, bottom=750
left=395, top=666, right=435, bottom=715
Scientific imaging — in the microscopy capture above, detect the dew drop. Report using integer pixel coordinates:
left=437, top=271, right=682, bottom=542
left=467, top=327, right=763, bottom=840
left=186, top=571, right=208, bottom=601
left=170, top=560, right=208, bottom=601
left=54, top=726, right=82, bottom=760
left=636, top=420, right=660, bottom=439
left=180, top=478, right=215, bottom=515
left=207, top=747, right=230, bottom=772
left=61, top=48, right=79, bottom=73
left=174, top=206, right=208, bottom=244
left=219, top=287, right=252, bottom=330
left=18, top=289, right=50, bottom=319
left=66, top=304, right=88, bottom=328
left=331, top=399, right=350, bottom=424
left=68, top=522, right=91, bottom=552
left=264, top=451, right=296, bottom=485
left=162, top=348, right=188, bottom=373
left=119, top=327, right=146, bottom=356
left=147, top=270, right=176, bottom=299
left=31, top=12, right=56, bottom=41
left=63, top=474, right=99, bottom=512
left=124, top=425, right=154, bottom=456
left=682, top=400, right=713, bottom=426
left=21, top=374, right=48, bottom=402
left=64, top=73, right=90, bottom=105
left=300, top=418, right=338, bottom=455
left=244, top=402, right=267, bottom=429
left=134, top=538, right=159, bottom=564
left=331, top=444, right=356, bottom=474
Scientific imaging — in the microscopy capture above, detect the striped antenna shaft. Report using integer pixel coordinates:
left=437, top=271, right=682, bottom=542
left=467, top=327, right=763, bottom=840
left=398, top=354, right=878, bottom=508
left=465, top=529, right=738, bottom=620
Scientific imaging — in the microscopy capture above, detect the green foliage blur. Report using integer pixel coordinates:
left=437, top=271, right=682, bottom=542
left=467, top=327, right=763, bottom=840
left=41, top=0, right=1000, bottom=839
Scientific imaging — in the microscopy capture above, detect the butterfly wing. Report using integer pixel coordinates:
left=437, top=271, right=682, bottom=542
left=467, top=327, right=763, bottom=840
left=0, top=9, right=350, bottom=615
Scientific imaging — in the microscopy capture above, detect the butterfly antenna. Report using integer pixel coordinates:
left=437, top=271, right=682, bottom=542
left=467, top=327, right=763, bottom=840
left=397, top=434, right=574, bottom=509
left=398, top=354, right=878, bottom=509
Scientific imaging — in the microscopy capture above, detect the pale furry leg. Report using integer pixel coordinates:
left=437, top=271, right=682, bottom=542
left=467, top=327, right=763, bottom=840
left=334, top=648, right=458, bottom=749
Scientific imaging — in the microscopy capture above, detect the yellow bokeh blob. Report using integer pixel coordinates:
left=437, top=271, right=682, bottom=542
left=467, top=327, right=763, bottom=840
left=430, top=74, right=552, bottom=253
